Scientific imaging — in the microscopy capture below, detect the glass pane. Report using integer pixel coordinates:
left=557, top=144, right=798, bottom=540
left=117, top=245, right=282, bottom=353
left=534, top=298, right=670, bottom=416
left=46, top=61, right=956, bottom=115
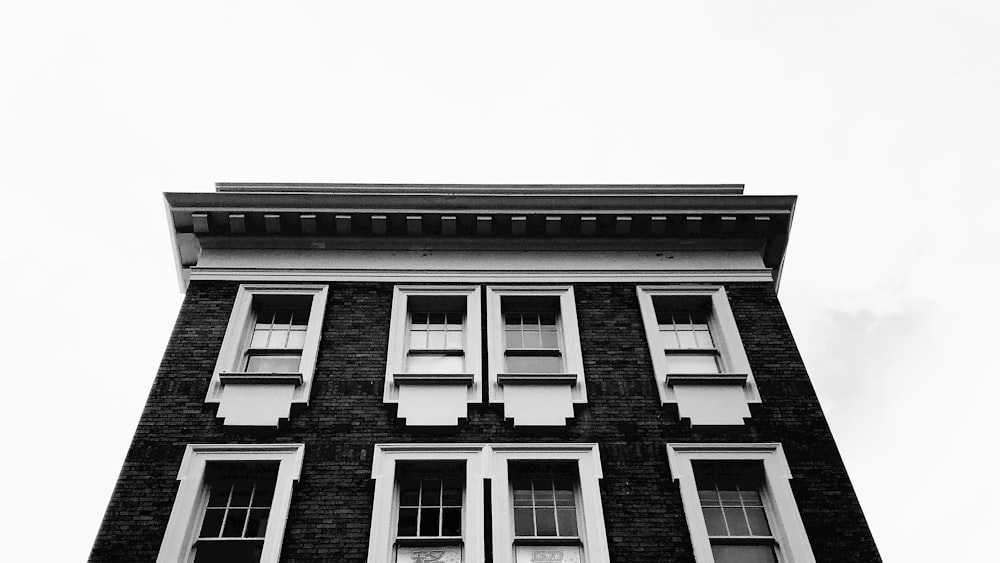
left=664, top=354, right=719, bottom=374
left=399, top=482, right=420, bottom=506
left=422, top=480, right=442, bottom=505
left=427, top=330, right=446, bottom=349
left=723, top=507, right=750, bottom=535
left=556, top=508, right=578, bottom=536
left=286, top=329, right=306, bottom=349
left=442, top=483, right=463, bottom=506
left=534, top=484, right=555, bottom=506
left=746, top=507, right=771, bottom=536
left=694, top=329, right=714, bottom=348
left=397, top=507, right=418, bottom=536
left=407, top=354, right=463, bottom=374
left=245, top=509, right=269, bottom=537
left=506, top=330, right=523, bottom=349
left=513, top=507, right=534, bottom=536
left=222, top=509, right=248, bottom=537
left=441, top=508, right=462, bottom=536
left=506, top=355, right=561, bottom=373
left=245, top=355, right=301, bottom=373
left=677, top=330, right=697, bottom=348
left=230, top=480, right=254, bottom=507
left=411, top=312, right=429, bottom=325
left=445, top=330, right=463, bottom=349
left=428, top=313, right=445, bottom=326
left=698, top=489, right=720, bottom=506
left=740, top=489, right=762, bottom=505
left=199, top=508, right=225, bottom=538
left=409, top=329, right=428, bottom=349
left=535, top=508, right=557, bottom=536
left=194, top=541, right=264, bottom=563
left=267, top=329, right=289, bottom=349
left=718, top=487, right=740, bottom=506
left=512, top=483, right=533, bottom=506
left=702, top=507, right=727, bottom=536
left=660, top=328, right=681, bottom=349
left=252, top=482, right=274, bottom=508
left=711, top=544, right=778, bottom=563
left=523, top=330, right=542, bottom=349
left=208, top=482, right=232, bottom=507
left=539, top=330, right=559, bottom=349
left=554, top=488, right=575, bottom=507
left=419, top=507, right=440, bottom=536
left=250, top=330, right=270, bottom=348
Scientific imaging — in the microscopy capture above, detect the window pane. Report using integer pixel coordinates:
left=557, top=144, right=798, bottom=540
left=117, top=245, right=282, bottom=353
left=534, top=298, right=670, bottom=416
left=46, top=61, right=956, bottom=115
left=397, top=507, right=418, bottom=536
left=746, top=507, right=771, bottom=536
left=694, top=328, right=714, bottom=348
left=409, top=329, right=428, bottom=349
left=245, top=509, right=269, bottom=538
left=199, top=509, right=225, bottom=538
left=535, top=508, right=557, bottom=536
left=419, top=507, right=440, bottom=536
left=702, top=507, right=727, bottom=536
left=514, top=507, right=534, bottom=536
left=441, top=508, right=462, bottom=536
left=250, top=330, right=270, bottom=348
left=245, top=355, right=301, bottom=373
left=252, top=482, right=274, bottom=508
left=286, top=329, right=307, bottom=349
left=723, top=507, right=750, bottom=535
left=554, top=488, right=575, bottom=507
left=677, top=330, right=697, bottom=348
left=422, top=480, right=442, bottom=504
left=426, top=330, right=446, bottom=349
left=660, top=328, right=681, bottom=349
left=664, top=354, right=719, bottom=374
left=445, top=330, right=463, bottom=349
left=556, top=508, right=578, bottom=536
left=267, top=329, right=289, bottom=349
left=711, top=544, right=778, bottom=563
left=194, top=541, right=263, bottom=563
left=506, top=355, right=561, bottom=373
left=533, top=484, right=555, bottom=507
left=222, top=509, right=248, bottom=537
left=539, top=330, right=559, bottom=349
left=442, top=483, right=463, bottom=506
left=230, top=480, right=254, bottom=507
left=506, top=329, right=523, bottom=349
left=406, top=354, right=463, bottom=374
left=208, top=482, right=232, bottom=507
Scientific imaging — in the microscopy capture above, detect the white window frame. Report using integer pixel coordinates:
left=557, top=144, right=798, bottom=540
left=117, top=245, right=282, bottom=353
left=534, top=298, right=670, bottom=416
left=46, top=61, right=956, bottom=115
left=208, top=284, right=328, bottom=406
left=367, top=444, right=488, bottom=563
left=156, top=443, right=305, bottom=563
left=383, top=285, right=482, bottom=403
left=636, top=285, right=761, bottom=406
left=490, top=444, right=610, bottom=563
left=665, top=443, right=816, bottom=563
left=485, top=286, right=587, bottom=405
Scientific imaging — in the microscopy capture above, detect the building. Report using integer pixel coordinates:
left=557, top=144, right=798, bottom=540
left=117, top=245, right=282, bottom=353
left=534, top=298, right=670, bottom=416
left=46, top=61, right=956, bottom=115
left=90, top=184, right=881, bottom=562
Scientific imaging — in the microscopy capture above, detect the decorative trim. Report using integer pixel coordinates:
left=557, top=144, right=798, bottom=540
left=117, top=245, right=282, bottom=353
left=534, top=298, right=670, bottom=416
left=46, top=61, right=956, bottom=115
left=158, top=443, right=305, bottom=563
left=665, top=443, right=815, bottom=563
left=190, top=268, right=775, bottom=284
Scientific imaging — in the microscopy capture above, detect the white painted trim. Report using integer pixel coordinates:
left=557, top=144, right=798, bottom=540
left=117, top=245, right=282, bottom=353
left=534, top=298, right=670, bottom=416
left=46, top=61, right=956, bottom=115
left=489, top=444, right=610, bottom=563
left=665, top=443, right=816, bottom=563
left=157, top=443, right=305, bottom=563
left=383, top=286, right=482, bottom=426
left=485, top=286, right=587, bottom=410
left=367, top=445, right=488, bottom=563
left=208, top=284, right=328, bottom=409
left=190, top=268, right=775, bottom=283
left=636, top=286, right=761, bottom=414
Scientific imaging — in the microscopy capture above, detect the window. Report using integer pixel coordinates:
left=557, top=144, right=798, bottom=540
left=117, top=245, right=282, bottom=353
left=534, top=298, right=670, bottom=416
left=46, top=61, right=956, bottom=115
left=637, top=286, right=759, bottom=426
left=368, top=445, right=609, bottom=563
left=486, top=287, right=587, bottom=426
left=195, top=463, right=278, bottom=563
left=491, top=444, right=610, bottom=563
left=367, top=445, right=486, bottom=563
left=666, top=443, right=816, bottom=563
left=384, top=286, right=482, bottom=426
left=156, top=444, right=304, bottom=563
left=208, top=284, right=327, bottom=426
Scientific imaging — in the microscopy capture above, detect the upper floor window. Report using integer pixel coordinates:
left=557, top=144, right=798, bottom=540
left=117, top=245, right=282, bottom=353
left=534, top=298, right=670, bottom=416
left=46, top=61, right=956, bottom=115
left=503, top=301, right=563, bottom=374
left=156, top=444, right=304, bottom=563
left=666, top=443, right=817, bottom=563
left=208, top=284, right=328, bottom=426
left=637, top=286, right=760, bottom=426
left=384, top=286, right=482, bottom=426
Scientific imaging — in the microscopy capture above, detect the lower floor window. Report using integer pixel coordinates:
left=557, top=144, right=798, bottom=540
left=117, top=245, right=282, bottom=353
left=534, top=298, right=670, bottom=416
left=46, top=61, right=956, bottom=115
left=695, top=461, right=777, bottom=563
left=511, top=470, right=579, bottom=539
left=194, top=463, right=279, bottom=563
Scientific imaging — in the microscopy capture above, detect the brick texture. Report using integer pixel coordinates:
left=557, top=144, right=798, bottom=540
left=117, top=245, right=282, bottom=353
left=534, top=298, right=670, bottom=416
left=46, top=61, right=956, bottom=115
left=90, top=281, right=881, bottom=562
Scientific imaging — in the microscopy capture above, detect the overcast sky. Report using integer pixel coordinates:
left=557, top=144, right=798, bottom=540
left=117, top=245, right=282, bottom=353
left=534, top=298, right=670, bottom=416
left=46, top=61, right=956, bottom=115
left=2, top=1, right=998, bottom=561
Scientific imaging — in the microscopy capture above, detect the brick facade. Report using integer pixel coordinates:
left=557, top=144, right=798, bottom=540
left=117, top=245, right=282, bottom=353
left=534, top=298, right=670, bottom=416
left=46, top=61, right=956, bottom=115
left=91, top=280, right=880, bottom=562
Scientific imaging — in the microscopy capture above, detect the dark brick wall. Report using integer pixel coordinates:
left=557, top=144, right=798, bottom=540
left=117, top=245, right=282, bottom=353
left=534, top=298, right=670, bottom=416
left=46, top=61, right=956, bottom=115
left=90, top=281, right=880, bottom=562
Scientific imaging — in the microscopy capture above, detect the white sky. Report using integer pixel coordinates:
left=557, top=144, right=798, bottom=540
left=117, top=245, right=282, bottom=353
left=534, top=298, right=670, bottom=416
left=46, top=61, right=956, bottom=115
left=1, top=1, right=997, bottom=561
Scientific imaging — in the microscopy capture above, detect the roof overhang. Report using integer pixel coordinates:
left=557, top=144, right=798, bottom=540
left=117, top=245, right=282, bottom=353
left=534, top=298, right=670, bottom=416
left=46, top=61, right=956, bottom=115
left=164, top=183, right=796, bottom=291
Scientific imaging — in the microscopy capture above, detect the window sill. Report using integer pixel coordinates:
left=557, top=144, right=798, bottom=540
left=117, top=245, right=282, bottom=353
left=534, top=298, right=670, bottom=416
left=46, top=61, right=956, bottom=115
left=513, top=536, right=583, bottom=546
left=709, top=535, right=776, bottom=545
left=219, top=372, right=304, bottom=385
left=395, top=536, right=464, bottom=547
left=498, top=373, right=578, bottom=385
left=665, top=373, right=747, bottom=386
left=393, top=373, right=474, bottom=385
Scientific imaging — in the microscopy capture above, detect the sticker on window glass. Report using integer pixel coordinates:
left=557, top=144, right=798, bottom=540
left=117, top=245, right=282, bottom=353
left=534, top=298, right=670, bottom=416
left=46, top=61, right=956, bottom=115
left=514, top=546, right=581, bottom=563
left=397, top=546, right=462, bottom=563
